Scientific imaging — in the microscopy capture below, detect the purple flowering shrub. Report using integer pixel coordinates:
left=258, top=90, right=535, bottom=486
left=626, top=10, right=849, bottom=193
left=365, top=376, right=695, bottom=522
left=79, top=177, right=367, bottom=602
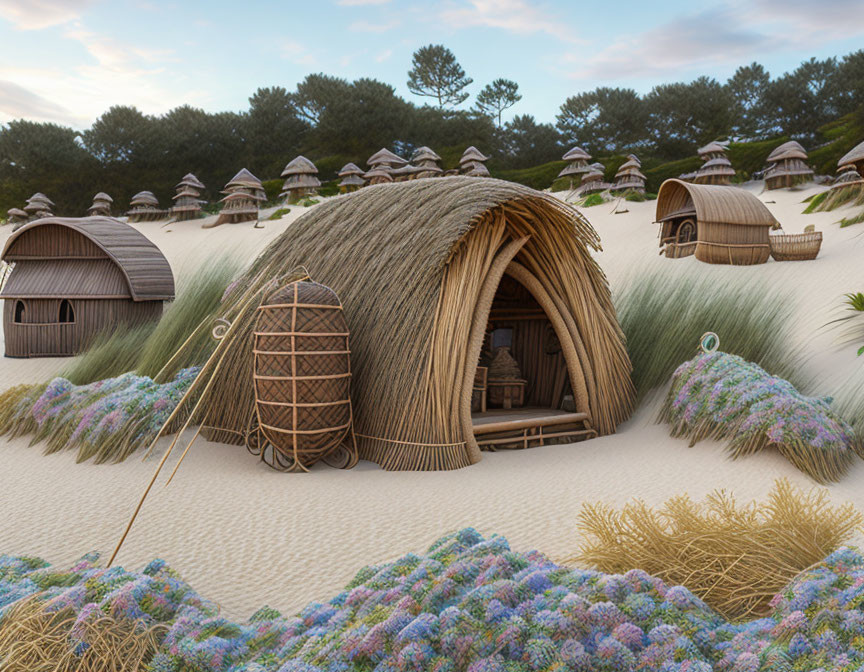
left=6, top=367, right=198, bottom=463
left=661, top=351, right=859, bottom=483
left=2, top=529, right=864, bottom=671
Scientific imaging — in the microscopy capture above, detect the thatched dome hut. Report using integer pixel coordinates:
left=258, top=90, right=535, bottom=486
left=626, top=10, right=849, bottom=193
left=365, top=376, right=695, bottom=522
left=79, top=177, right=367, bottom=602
left=1, top=216, right=174, bottom=357
left=656, top=179, right=777, bottom=264
left=578, top=163, right=611, bottom=195
left=764, top=141, right=813, bottom=190
left=363, top=167, right=394, bottom=185
left=23, top=193, right=53, bottom=221
left=412, top=146, right=444, bottom=178
left=127, top=191, right=164, bottom=222
left=213, top=168, right=266, bottom=227
left=557, top=147, right=592, bottom=189
left=612, top=158, right=646, bottom=193
left=170, top=173, right=206, bottom=221
left=195, top=177, right=634, bottom=470
left=694, top=142, right=734, bottom=185
left=368, top=148, right=407, bottom=170
left=460, top=147, right=490, bottom=177
left=7, top=208, right=27, bottom=228
left=280, top=156, right=321, bottom=203
left=87, top=192, right=113, bottom=217
left=837, top=140, right=864, bottom=180
left=338, top=163, right=365, bottom=192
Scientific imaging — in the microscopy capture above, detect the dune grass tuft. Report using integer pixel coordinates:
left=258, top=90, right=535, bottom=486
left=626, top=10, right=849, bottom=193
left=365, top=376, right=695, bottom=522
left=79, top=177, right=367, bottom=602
left=571, top=478, right=863, bottom=621
left=803, top=183, right=864, bottom=215
left=614, top=266, right=804, bottom=401
left=0, top=596, right=166, bottom=672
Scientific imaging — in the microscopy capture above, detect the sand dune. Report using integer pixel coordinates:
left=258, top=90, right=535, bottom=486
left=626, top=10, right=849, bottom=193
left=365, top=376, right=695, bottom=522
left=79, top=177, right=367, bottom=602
left=1, top=184, right=862, bottom=619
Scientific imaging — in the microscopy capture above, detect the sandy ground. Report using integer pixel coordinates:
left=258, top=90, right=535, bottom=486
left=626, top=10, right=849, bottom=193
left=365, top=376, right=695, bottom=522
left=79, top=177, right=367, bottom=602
left=1, top=184, right=863, bottom=620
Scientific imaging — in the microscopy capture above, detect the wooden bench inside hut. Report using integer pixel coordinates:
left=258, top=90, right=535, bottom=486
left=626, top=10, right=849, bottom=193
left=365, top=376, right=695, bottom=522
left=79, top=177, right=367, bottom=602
left=470, top=273, right=596, bottom=450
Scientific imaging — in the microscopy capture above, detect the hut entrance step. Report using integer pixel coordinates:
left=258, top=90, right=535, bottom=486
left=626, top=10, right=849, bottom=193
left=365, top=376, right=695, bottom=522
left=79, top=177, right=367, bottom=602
left=471, top=408, right=596, bottom=451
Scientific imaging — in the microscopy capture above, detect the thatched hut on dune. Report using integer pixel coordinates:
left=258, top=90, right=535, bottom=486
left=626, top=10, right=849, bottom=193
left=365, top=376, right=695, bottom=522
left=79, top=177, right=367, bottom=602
left=212, top=169, right=266, bottom=227
left=189, top=177, right=634, bottom=470
left=611, top=157, right=646, bottom=194
left=412, top=146, right=444, bottom=178
left=694, top=142, right=735, bottom=185
left=280, top=156, right=321, bottom=202
left=127, top=191, right=164, bottom=222
left=836, top=140, right=864, bottom=183
left=23, top=193, right=53, bottom=222
left=1, top=216, right=173, bottom=357
left=578, top=163, right=612, bottom=195
left=6, top=208, right=27, bottom=228
left=363, top=167, right=394, bottom=185
left=338, top=163, right=365, bottom=192
left=368, top=148, right=407, bottom=170
left=460, top=146, right=490, bottom=177
left=655, top=179, right=777, bottom=264
left=557, top=147, right=592, bottom=189
left=170, top=173, right=206, bottom=221
left=764, top=141, right=813, bottom=189
left=87, top=192, right=113, bottom=217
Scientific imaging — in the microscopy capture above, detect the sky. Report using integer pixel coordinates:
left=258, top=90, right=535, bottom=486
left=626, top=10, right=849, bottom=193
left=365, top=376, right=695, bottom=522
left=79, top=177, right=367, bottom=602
left=1, top=0, right=864, bottom=130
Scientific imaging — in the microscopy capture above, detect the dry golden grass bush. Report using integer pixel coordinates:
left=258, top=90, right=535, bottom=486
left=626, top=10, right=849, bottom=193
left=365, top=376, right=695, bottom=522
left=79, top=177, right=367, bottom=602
left=571, top=478, right=862, bottom=621
left=0, top=596, right=166, bottom=671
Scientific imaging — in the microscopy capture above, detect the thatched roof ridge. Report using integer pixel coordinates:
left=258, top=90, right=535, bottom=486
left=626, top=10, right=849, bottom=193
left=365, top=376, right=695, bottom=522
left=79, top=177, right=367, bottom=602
left=615, top=166, right=646, bottom=181
left=838, top=140, right=864, bottom=168
left=339, top=175, right=366, bottom=186
left=2, top=216, right=174, bottom=300
left=92, top=192, right=113, bottom=202
left=226, top=168, right=262, bottom=188
left=698, top=141, right=727, bottom=156
left=562, top=146, right=590, bottom=161
left=465, top=163, right=491, bottom=177
left=701, top=157, right=733, bottom=169
left=558, top=163, right=591, bottom=178
left=626, top=154, right=641, bottom=165
left=7, top=208, right=27, bottom=217
left=131, top=191, right=159, bottom=205
left=281, top=156, right=318, bottom=177
left=220, top=191, right=266, bottom=203
left=767, top=141, right=808, bottom=162
left=207, top=177, right=633, bottom=469
left=656, top=179, right=776, bottom=228
left=460, top=146, right=490, bottom=164
left=618, top=158, right=640, bottom=170
left=364, top=167, right=394, bottom=181
left=27, top=193, right=54, bottom=206
left=413, top=146, right=441, bottom=161
left=368, top=148, right=407, bottom=167
left=338, top=163, right=364, bottom=177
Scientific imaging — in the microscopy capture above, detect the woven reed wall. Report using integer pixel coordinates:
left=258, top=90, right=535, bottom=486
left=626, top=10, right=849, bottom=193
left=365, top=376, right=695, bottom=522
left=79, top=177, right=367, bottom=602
left=695, top=222, right=771, bottom=265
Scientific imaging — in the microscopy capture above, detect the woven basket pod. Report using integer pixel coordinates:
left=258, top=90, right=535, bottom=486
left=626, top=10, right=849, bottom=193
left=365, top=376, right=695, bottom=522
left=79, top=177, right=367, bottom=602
left=247, top=279, right=358, bottom=472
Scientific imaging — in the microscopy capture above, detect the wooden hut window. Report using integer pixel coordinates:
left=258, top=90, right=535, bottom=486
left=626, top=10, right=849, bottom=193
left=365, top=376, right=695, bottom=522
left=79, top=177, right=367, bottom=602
left=13, top=300, right=26, bottom=323
left=58, top=299, right=75, bottom=323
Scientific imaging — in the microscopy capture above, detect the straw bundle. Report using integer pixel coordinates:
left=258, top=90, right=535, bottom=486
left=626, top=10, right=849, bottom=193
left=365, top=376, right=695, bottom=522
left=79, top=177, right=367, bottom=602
left=0, top=596, right=166, bottom=672
left=142, top=177, right=634, bottom=471
left=572, top=478, right=863, bottom=620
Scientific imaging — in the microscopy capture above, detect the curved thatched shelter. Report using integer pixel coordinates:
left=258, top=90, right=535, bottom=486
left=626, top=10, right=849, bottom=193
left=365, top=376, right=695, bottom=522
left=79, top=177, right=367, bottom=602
left=764, top=141, right=813, bottom=190
left=185, top=177, right=634, bottom=470
left=656, top=179, right=777, bottom=264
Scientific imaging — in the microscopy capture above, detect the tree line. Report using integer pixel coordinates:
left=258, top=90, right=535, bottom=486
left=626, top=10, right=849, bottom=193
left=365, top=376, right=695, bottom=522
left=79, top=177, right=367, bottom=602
left=1, top=45, right=862, bottom=215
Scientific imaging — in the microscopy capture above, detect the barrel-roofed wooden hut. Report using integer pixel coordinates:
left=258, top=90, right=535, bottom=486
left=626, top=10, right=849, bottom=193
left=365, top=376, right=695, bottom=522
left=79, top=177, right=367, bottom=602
left=1, top=216, right=174, bottom=357
left=655, top=179, right=777, bottom=265
left=193, top=177, right=635, bottom=470
left=764, top=141, right=813, bottom=189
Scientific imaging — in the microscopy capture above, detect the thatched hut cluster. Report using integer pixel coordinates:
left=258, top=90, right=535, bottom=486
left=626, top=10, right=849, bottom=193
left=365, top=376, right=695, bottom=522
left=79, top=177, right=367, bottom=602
left=24, top=193, right=54, bottom=221
left=1, top=216, right=174, bottom=357
left=280, top=156, right=320, bottom=203
left=364, top=148, right=405, bottom=185
left=836, top=140, right=864, bottom=185
left=412, top=146, right=444, bottom=178
left=126, top=191, right=164, bottom=222
left=578, top=163, right=612, bottom=195
left=694, top=142, right=735, bottom=185
left=612, top=155, right=646, bottom=194
left=170, top=173, right=206, bottom=221
left=168, top=177, right=634, bottom=470
left=338, top=163, right=365, bottom=192
left=764, top=141, right=813, bottom=189
left=655, top=179, right=777, bottom=264
left=213, top=169, right=266, bottom=227
left=87, top=192, right=113, bottom=217
left=460, top=147, right=490, bottom=177
left=557, top=147, right=591, bottom=189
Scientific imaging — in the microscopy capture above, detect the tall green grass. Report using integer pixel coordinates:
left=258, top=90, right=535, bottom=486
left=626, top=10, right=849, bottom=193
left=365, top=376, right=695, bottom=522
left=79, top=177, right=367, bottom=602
left=61, top=259, right=239, bottom=385
left=614, top=266, right=806, bottom=402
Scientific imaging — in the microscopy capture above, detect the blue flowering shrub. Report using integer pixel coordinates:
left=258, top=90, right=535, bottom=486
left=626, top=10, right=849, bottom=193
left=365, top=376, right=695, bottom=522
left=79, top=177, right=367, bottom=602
left=3, top=529, right=864, bottom=671
left=661, top=351, right=859, bottom=483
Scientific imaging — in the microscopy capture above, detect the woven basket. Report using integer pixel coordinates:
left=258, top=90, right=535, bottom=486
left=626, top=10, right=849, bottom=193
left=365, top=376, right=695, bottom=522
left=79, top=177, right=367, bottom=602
left=249, top=280, right=357, bottom=472
left=769, top=231, right=822, bottom=261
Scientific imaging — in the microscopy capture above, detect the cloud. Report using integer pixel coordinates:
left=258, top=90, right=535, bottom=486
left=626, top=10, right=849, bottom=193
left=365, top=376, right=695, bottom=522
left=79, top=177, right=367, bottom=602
left=0, top=0, right=95, bottom=30
left=349, top=19, right=399, bottom=32
left=281, top=40, right=317, bottom=66
left=337, top=0, right=390, bottom=5
left=749, top=0, right=864, bottom=41
left=0, top=80, right=75, bottom=123
left=439, top=0, right=577, bottom=43
left=376, top=49, right=393, bottom=63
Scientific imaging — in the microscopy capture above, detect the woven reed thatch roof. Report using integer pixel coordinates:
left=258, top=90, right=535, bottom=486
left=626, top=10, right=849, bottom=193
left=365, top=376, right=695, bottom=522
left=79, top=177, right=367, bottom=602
left=626, top=154, right=641, bottom=165
left=187, top=177, right=634, bottom=471
left=131, top=191, right=159, bottom=205
left=767, top=141, right=808, bottom=163
left=656, top=179, right=776, bottom=228
left=339, top=174, right=366, bottom=187
left=562, top=146, right=590, bottom=161
left=220, top=190, right=266, bottom=203
left=465, top=163, right=491, bottom=177
left=281, top=174, right=322, bottom=194
left=460, top=146, right=490, bottom=165
left=413, top=146, right=442, bottom=162
left=617, top=159, right=641, bottom=171
left=615, top=166, right=646, bottom=181
left=338, top=163, right=364, bottom=177
left=698, top=142, right=727, bottom=156
left=177, top=173, right=205, bottom=190
left=7, top=208, right=27, bottom=217
left=558, top=162, right=591, bottom=178
left=2, top=217, right=174, bottom=300
left=368, top=148, right=407, bottom=167
left=281, top=156, right=318, bottom=177
left=225, top=168, right=262, bottom=189
left=364, top=167, right=393, bottom=181
left=838, top=140, right=864, bottom=169
left=700, top=157, right=734, bottom=170
left=27, top=193, right=54, bottom=206
left=92, top=192, right=113, bottom=203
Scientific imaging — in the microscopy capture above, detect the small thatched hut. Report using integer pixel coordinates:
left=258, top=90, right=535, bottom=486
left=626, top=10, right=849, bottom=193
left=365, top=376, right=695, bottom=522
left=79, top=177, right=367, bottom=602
left=694, top=142, right=735, bottom=185
left=6, top=208, right=27, bottom=228
left=338, top=163, right=365, bottom=192
left=127, top=191, right=164, bottom=222
left=655, top=179, right=777, bottom=264
left=611, top=157, right=646, bottom=194
left=213, top=168, right=266, bottom=227
left=578, top=163, right=611, bottom=195
left=837, top=140, right=864, bottom=181
left=1, top=217, right=173, bottom=357
left=764, top=141, right=813, bottom=189
left=23, top=193, right=53, bottom=221
left=186, top=177, right=634, bottom=470
left=87, top=192, right=113, bottom=217
left=368, top=148, right=407, bottom=170
left=170, top=173, right=206, bottom=221
left=281, top=156, right=321, bottom=202
left=363, top=167, right=394, bottom=185
left=460, top=147, right=490, bottom=177
left=557, top=147, right=592, bottom=189
left=412, top=146, right=444, bottom=178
